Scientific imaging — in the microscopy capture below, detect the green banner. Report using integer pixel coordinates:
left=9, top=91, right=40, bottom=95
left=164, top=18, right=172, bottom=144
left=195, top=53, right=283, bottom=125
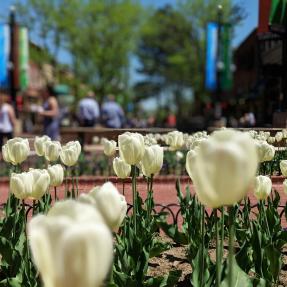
left=19, top=27, right=29, bottom=90
left=220, top=24, right=233, bottom=91
left=269, top=0, right=287, bottom=26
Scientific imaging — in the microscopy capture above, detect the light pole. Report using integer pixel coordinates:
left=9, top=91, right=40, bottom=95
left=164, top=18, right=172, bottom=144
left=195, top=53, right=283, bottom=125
left=214, top=5, right=223, bottom=120
left=9, top=6, right=18, bottom=116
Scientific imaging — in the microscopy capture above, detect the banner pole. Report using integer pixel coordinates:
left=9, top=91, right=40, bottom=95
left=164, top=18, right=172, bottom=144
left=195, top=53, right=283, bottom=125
left=9, top=6, right=18, bottom=117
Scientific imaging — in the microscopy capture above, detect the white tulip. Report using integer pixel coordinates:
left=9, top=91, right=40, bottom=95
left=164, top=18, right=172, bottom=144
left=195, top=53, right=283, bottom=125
left=2, top=137, right=30, bottom=165
left=275, top=132, right=283, bottom=142
left=283, top=179, right=287, bottom=195
left=256, top=141, right=275, bottom=162
left=267, top=136, right=275, bottom=144
left=118, top=132, right=145, bottom=165
left=103, top=139, right=117, bottom=157
left=34, top=135, right=51, bottom=156
left=113, top=157, right=131, bottom=179
left=60, top=141, right=81, bottom=166
left=175, top=151, right=184, bottom=161
left=186, top=149, right=197, bottom=180
left=48, top=164, right=64, bottom=187
left=28, top=200, right=113, bottom=287
left=44, top=141, right=61, bottom=162
left=254, top=175, right=272, bottom=200
left=166, top=131, right=184, bottom=150
left=191, top=129, right=258, bottom=208
left=280, top=160, right=287, bottom=176
left=83, top=182, right=127, bottom=231
left=140, top=145, right=163, bottom=177
left=283, top=129, right=287, bottom=139
left=10, top=169, right=50, bottom=200
left=29, top=169, right=51, bottom=199
left=10, top=172, right=33, bottom=200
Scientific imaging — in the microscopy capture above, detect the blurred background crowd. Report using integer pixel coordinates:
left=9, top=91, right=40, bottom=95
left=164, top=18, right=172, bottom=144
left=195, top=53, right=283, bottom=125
left=0, top=0, right=285, bottom=142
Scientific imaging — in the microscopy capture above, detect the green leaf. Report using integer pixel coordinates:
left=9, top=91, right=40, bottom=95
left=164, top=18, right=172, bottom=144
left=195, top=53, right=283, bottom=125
left=145, top=270, right=182, bottom=287
left=220, top=259, right=252, bottom=287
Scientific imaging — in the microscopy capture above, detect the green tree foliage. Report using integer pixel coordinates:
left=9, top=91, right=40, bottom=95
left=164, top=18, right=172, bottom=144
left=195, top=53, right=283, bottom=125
left=16, top=0, right=143, bottom=102
left=135, top=0, right=245, bottom=126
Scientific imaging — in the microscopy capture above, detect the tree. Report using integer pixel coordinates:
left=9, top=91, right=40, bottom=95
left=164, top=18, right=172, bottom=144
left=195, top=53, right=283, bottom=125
left=16, top=0, right=144, bottom=103
left=135, top=0, right=245, bottom=128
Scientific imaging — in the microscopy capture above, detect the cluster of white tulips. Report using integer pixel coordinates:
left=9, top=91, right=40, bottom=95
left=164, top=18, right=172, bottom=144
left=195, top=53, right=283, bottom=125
left=2, top=136, right=82, bottom=201
left=103, top=132, right=164, bottom=179
left=1, top=135, right=130, bottom=287
left=29, top=181, right=127, bottom=287
left=4, top=127, right=287, bottom=287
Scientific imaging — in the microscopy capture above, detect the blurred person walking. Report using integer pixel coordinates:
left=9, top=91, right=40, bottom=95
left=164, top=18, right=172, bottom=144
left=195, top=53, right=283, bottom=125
left=0, top=89, right=16, bottom=146
left=101, top=95, right=125, bottom=128
left=38, top=86, right=60, bottom=140
left=77, top=91, right=100, bottom=127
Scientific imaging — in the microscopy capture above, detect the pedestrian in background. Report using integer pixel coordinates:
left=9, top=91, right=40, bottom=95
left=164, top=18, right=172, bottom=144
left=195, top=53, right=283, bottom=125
left=0, top=89, right=16, bottom=146
left=101, top=94, right=125, bottom=128
left=38, top=85, right=60, bottom=140
left=77, top=91, right=100, bottom=127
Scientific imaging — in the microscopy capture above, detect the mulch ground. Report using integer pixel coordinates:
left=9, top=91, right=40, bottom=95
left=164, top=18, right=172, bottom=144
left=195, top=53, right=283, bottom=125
left=149, top=235, right=287, bottom=286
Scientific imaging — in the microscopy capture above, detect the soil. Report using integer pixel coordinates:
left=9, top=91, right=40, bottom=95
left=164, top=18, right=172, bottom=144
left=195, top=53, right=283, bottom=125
left=148, top=235, right=287, bottom=286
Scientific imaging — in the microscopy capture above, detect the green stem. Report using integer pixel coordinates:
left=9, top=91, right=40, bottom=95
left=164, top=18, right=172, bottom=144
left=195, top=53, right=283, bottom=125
left=228, top=206, right=235, bottom=287
left=215, top=209, right=221, bottom=287
left=260, top=200, right=272, bottom=242
left=122, top=180, right=125, bottom=196
left=71, top=168, right=75, bottom=198
left=64, top=167, right=69, bottom=198
left=199, top=204, right=205, bottom=287
left=75, top=167, right=79, bottom=197
left=220, top=206, right=224, bottom=264
left=132, top=165, right=137, bottom=234
left=54, top=187, right=57, bottom=202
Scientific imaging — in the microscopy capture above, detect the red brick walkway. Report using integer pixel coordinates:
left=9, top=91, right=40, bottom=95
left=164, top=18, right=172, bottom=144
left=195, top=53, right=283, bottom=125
left=1, top=176, right=287, bottom=225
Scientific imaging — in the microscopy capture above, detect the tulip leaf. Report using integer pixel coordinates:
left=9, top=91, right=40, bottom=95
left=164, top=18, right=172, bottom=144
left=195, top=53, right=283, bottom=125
left=220, top=258, right=252, bottom=287
left=158, top=221, right=188, bottom=245
left=265, top=244, right=282, bottom=281
left=0, top=277, right=22, bottom=287
left=191, top=243, right=214, bottom=287
left=145, top=270, right=182, bottom=287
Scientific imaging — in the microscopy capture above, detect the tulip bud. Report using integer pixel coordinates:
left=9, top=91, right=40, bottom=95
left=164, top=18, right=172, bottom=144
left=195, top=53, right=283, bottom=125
left=191, top=129, right=258, bottom=208
left=28, top=200, right=113, bottom=287
left=166, top=131, right=184, bottom=150
left=103, top=139, right=117, bottom=157
left=10, top=172, right=33, bottom=200
left=118, top=132, right=145, bottom=165
left=47, top=164, right=64, bottom=186
left=275, top=132, right=283, bottom=142
left=186, top=149, right=197, bottom=180
left=254, top=175, right=272, bottom=200
left=255, top=141, right=275, bottom=162
left=280, top=160, right=287, bottom=176
left=34, top=135, right=51, bottom=156
left=29, top=169, right=51, bottom=200
left=140, top=145, right=163, bottom=177
left=44, top=141, right=61, bottom=162
left=113, top=157, right=131, bottom=179
left=10, top=169, right=50, bottom=200
left=176, top=151, right=184, bottom=161
left=2, top=137, right=30, bottom=165
left=283, top=179, right=287, bottom=195
left=85, top=182, right=127, bottom=231
left=60, top=141, right=81, bottom=166
left=267, top=136, right=275, bottom=144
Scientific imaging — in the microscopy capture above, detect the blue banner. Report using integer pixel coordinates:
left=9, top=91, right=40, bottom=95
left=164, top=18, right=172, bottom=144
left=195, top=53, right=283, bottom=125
left=205, top=22, right=218, bottom=91
left=0, top=24, right=10, bottom=88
